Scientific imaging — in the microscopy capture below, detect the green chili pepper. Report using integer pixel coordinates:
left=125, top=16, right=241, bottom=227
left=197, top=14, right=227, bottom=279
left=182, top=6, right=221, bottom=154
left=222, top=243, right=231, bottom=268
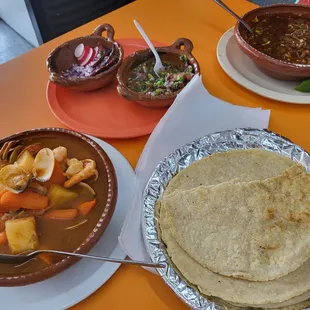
left=171, top=81, right=181, bottom=90
left=147, top=73, right=155, bottom=81
left=155, top=80, right=164, bottom=87
left=176, top=74, right=185, bottom=82
left=295, top=79, right=310, bottom=93
left=145, top=81, right=152, bottom=87
left=154, top=89, right=164, bottom=95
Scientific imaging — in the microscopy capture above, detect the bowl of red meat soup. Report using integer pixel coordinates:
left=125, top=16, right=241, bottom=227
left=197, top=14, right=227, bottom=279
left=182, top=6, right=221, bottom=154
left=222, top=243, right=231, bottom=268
left=47, top=24, right=123, bottom=91
left=0, top=128, right=117, bottom=286
left=234, top=4, right=310, bottom=81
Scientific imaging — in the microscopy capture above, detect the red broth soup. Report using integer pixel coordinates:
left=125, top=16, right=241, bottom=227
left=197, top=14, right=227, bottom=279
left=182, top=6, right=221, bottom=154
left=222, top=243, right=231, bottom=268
left=244, top=14, right=310, bottom=65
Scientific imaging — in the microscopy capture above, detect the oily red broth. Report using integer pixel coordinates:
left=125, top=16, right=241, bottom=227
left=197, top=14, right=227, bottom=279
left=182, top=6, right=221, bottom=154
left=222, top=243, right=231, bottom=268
left=244, top=14, right=310, bottom=65
left=0, top=135, right=109, bottom=276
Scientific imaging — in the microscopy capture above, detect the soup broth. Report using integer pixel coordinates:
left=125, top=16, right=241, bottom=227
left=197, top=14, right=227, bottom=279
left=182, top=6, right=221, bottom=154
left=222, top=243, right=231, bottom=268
left=0, top=134, right=109, bottom=276
left=244, top=14, right=310, bottom=65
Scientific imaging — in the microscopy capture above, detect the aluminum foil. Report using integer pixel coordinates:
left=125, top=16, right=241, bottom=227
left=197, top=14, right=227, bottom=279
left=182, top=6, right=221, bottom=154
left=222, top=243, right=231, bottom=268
left=142, top=128, right=310, bottom=310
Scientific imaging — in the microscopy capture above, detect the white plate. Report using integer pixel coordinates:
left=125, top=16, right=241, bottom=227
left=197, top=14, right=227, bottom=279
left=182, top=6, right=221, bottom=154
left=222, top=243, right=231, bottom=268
left=0, top=137, right=134, bottom=310
left=217, top=27, right=310, bottom=104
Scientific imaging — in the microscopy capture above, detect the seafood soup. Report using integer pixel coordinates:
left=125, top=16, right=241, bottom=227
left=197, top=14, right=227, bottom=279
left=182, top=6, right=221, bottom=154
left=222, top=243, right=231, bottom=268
left=0, top=134, right=109, bottom=276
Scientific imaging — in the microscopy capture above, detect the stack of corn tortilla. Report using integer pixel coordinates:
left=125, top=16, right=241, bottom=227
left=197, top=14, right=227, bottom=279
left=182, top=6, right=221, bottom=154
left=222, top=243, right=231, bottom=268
left=157, top=149, right=310, bottom=310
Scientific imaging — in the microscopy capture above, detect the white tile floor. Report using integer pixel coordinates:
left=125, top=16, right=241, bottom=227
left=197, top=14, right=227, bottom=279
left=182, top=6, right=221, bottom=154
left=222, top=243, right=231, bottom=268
left=0, top=19, right=33, bottom=64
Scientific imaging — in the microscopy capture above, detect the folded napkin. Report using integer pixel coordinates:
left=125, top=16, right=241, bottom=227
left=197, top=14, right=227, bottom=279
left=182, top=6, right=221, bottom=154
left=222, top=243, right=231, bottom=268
left=119, top=75, right=270, bottom=271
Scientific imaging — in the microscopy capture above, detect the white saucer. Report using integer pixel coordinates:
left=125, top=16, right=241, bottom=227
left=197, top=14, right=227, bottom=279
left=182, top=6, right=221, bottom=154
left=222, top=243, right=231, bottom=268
left=0, top=137, right=134, bottom=310
left=217, top=27, right=310, bottom=104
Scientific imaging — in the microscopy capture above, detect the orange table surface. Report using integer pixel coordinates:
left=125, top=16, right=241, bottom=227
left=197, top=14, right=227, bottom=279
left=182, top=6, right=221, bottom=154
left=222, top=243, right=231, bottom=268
left=1, top=0, right=310, bottom=309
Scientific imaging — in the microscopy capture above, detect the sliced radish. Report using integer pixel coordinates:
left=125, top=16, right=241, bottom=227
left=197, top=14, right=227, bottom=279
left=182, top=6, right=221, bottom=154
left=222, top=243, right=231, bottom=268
left=78, top=46, right=91, bottom=64
left=78, top=46, right=92, bottom=65
left=80, top=48, right=95, bottom=66
left=94, top=46, right=99, bottom=58
left=77, top=49, right=85, bottom=61
left=74, top=43, right=84, bottom=59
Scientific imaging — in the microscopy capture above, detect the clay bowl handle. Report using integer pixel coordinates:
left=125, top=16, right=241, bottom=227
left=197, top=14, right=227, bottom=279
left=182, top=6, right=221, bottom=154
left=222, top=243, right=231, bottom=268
left=92, top=24, right=115, bottom=42
left=170, top=38, right=194, bottom=53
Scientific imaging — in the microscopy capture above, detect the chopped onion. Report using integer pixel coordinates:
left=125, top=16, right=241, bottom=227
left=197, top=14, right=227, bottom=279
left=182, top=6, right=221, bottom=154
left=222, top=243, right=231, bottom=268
left=78, top=182, right=96, bottom=196
left=65, top=219, right=88, bottom=230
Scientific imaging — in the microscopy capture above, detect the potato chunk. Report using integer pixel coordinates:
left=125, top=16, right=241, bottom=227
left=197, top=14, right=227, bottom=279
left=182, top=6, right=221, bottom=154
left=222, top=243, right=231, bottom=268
left=16, top=150, right=34, bottom=172
left=5, top=217, right=38, bottom=254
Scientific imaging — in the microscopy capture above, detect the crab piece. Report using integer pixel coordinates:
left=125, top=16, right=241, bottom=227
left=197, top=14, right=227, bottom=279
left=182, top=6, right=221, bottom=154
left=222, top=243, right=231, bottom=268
left=53, top=146, right=68, bottom=163
left=64, top=159, right=99, bottom=188
left=65, top=158, right=83, bottom=177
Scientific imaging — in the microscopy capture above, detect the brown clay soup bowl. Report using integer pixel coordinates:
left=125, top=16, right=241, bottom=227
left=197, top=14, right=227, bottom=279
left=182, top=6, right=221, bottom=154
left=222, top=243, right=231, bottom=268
left=47, top=24, right=123, bottom=91
left=234, top=4, right=310, bottom=81
left=117, top=38, right=200, bottom=108
left=0, top=128, right=117, bottom=286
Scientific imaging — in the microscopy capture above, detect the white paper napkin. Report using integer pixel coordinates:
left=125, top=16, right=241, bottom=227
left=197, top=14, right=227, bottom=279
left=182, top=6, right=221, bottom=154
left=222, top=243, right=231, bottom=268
left=119, top=75, right=270, bottom=270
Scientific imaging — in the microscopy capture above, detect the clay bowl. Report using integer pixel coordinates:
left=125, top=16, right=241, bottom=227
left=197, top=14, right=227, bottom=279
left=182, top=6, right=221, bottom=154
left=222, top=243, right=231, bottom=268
left=116, top=38, right=200, bottom=108
left=0, top=128, right=117, bottom=286
left=47, top=24, right=123, bottom=91
left=234, top=4, right=310, bottom=81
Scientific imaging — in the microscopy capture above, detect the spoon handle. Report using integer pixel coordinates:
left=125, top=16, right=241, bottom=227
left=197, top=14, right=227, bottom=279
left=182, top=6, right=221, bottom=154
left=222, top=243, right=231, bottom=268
left=213, top=0, right=253, bottom=34
left=133, top=20, right=161, bottom=63
left=34, top=249, right=164, bottom=268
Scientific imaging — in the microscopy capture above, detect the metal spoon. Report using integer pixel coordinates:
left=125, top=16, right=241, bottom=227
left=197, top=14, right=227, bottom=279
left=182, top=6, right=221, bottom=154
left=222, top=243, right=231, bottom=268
left=213, top=0, right=254, bottom=34
left=133, top=20, right=165, bottom=76
left=0, top=249, right=164, bottom=268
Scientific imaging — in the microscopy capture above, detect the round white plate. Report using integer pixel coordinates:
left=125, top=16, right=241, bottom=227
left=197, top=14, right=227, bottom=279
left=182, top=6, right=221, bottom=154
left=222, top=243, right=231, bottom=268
left=217, top=27, right=310, bottom=104
left=0, top=137, right=134, bottom=310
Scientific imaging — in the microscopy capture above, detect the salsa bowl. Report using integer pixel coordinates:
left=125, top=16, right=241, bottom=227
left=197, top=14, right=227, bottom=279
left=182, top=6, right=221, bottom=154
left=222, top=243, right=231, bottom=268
left=0, top=128, right=117, bottom=286
left=47, top=24, right=123, bottom=91
left=234, top=4, right=310, bottom=81
left=116, top=38, right=200, bottom=108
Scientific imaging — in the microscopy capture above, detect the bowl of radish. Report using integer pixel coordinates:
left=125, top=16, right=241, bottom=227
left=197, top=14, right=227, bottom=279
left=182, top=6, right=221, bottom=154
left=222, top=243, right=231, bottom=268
left=46, top=24, right=123, bottom=92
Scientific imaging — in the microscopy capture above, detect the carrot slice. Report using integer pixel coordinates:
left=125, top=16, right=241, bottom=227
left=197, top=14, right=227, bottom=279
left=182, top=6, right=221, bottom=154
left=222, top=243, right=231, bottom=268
left=38, top=253, right=53, bottom=265
left=44, top=209, right=78, bottom=220
left=0, top=190, right=20, bottom=211
left=0, top=190, right=18, bottom=212
left=42, top=160, right=67, bottom=189
left=1, top=190, right=48, bottom=210
left=0, top=213, right=4, bottom=232
left=77, top=199, right=97, bottom=216
left=0, top=189, right=7, bottom=199
left=0, top=220, right=4, bottom=232
left=0, top=231, right=7, bottom=245
left=38, top=245, right=54, bottom=264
